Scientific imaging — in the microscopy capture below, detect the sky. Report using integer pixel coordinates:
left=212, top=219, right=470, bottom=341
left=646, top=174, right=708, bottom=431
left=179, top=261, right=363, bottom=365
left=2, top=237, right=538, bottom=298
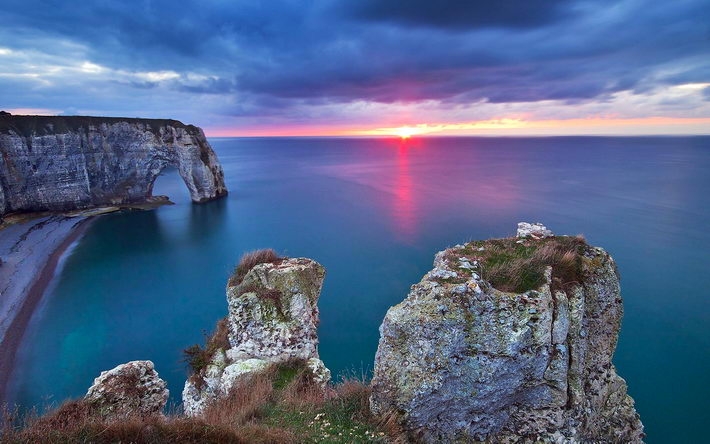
left=1, top=0, right=709, bottom=137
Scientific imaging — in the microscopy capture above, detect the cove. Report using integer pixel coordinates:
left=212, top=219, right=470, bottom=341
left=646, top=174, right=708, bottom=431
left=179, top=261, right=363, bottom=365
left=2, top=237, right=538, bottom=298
left=9, top=136, right=710, bottom=443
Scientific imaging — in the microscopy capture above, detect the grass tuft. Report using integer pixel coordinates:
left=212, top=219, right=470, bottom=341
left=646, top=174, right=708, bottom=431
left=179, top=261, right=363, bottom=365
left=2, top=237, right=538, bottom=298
left=228, top=249, right=283, bottom=287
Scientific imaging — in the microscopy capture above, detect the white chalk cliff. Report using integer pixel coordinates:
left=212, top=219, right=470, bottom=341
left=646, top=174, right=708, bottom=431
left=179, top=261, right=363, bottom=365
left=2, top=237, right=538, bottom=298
left=0, top=113, right=227, bottom=217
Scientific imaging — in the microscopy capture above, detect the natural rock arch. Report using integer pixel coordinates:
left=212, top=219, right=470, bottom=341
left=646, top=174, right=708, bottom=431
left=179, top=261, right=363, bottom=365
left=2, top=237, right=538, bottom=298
left=0, top=114, right=227, bottom=216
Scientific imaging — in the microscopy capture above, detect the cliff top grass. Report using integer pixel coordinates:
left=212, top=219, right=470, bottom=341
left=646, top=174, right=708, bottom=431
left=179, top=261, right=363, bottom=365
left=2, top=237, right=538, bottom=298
left=1, top=361, right=394, bottom=444
left=228, top=249, right=284, bottom=287
left=447, top=235, right=587, bottom=294
left=0, top=112, right=201, bottom=137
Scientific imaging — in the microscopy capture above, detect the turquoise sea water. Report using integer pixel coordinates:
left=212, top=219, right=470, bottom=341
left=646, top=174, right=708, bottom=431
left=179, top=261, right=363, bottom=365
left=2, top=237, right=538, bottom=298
left=8, top=136, right=709, bottom=442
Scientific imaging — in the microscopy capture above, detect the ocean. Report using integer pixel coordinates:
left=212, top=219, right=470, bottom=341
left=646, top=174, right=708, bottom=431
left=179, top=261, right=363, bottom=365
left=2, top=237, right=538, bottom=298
left=8, top=136, right=710, bottom=442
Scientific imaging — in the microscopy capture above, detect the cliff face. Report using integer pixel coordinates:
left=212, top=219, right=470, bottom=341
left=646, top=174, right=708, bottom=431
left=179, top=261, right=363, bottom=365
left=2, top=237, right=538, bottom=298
left=370, top=225, right=644, bottom=443
left=0, top=113, right=227, bottom=216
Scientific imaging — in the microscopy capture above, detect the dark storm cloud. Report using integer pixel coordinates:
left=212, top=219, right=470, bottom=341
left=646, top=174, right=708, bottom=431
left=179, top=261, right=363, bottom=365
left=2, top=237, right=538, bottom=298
left=1, top=0, right=708, bottom=121
left=345, top=0, right=571, bottom=29
left=233, top=0, right=709, bottom=110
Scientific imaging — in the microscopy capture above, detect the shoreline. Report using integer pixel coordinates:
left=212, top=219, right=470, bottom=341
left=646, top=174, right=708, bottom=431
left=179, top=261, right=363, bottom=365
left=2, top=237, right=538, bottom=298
left=0, top=216, right=94, bottom=403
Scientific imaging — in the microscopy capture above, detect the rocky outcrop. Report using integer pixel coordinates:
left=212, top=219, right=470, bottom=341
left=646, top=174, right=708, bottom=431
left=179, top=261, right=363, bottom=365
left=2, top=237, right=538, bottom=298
left=516, top=221, right=554, bottom=239
left=182, top=257, right=331, bottom=416
left=0, top=113, right=227, bottom=217
left=84, top=360, right=168, bottom=420
left=370, top=225, right=644, bottom=443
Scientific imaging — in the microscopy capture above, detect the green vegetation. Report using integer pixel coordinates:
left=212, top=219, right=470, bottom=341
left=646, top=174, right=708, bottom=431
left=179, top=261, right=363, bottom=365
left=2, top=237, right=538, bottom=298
left=1, top=361, right=398, bottom=444
left=203, top=361, right=391, bottom=444
left=261, top=382, right=389, bottom=443
left=272, top=361, right=303, bottom=391
left=453, top=235, right=587, bottom=293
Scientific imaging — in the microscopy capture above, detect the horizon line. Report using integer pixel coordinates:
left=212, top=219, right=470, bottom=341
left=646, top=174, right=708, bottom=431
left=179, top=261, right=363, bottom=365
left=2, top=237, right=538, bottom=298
left=205, top=132, right=710, bottom=139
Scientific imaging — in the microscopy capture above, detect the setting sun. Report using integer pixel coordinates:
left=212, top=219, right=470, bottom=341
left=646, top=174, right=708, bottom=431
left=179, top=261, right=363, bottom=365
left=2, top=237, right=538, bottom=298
left=394, top=126, right=419, bottom=139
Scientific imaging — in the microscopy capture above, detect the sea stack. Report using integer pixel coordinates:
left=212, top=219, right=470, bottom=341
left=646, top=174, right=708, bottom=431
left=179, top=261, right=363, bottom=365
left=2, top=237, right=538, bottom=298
left=182, top=255, right=331, bottom=416
left=370, top=224, right=644, bottom=443
left=0, top=113, right=227, bottom=217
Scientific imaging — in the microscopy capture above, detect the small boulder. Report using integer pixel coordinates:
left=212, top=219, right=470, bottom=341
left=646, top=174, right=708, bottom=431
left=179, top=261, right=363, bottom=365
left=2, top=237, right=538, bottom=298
left=85, top=360, right=168, bottom=419
left=517, top=221, right=554, bottom=239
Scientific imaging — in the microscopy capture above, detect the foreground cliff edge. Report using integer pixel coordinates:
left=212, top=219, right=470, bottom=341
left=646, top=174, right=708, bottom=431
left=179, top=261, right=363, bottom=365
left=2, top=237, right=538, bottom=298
left=2, top=250, right=385, bottom=443
left=1, top=224, right=643, bottom=443
left=0, top=112, right=227, bottom=218
left=371, top=223, right=644, bottom=442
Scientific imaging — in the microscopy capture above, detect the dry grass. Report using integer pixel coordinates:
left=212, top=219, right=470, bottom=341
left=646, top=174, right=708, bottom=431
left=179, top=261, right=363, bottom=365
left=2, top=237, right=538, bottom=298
left=97, top=371, right=144, bottom=404
left=228, top=249, right=283, bottom=287
left=0, top=360, right=394, bottom=443
left=375, top=410, right=410, bottom=444
left=202, top=370, right=276, bottom=428
left=456, top=235, right=587, bottom=294
left=1, top=401, right=250, bottom=443
left=211, top=318, right=231, bottom=351
left=184, top=317, right=231, bottom=387
left=333, top=378, right=370, bottom=414
left=280, top=373, right=327, bottom=411
left=4, top=342, right=416, bottom=444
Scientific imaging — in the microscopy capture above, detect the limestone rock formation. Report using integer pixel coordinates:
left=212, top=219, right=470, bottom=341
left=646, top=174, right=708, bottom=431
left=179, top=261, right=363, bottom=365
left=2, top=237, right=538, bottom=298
left=370, top=225, right=644, bottom=443
left=84, top=360, right=168, bottom=420
left=0, top=113, right=227, bottom=217
left=517, top=222, right=554, bottom=239
left=182, top=257, right=331, bottom=416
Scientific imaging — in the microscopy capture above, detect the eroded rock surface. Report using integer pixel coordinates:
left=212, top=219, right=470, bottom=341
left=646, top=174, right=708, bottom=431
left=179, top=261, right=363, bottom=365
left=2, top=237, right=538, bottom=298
left=182, top=257, right=331, bottom=416
left=84, top=360, right=168, bottom=420
left=517, top=222, right=554, bottom=239
left=370, top=228, right=644, bottom=443
left=0, top=114, right=227, bottom=217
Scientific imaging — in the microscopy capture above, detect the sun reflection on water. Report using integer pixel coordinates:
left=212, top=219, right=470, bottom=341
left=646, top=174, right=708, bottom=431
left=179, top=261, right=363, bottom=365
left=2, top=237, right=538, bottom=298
left=393, top=140, right=416, bottom=242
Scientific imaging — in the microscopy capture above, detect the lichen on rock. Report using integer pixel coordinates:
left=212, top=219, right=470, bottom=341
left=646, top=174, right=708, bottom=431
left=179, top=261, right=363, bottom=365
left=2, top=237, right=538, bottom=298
left=84, top=360, right=168, bottom=420
left=370, top=223, right=644, bottom=443
left=182, top=256, right=331, bottom=416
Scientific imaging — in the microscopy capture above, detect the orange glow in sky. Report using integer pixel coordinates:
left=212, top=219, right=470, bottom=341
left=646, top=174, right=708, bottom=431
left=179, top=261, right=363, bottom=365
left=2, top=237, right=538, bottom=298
left=205, top=115, right=710, bottom=138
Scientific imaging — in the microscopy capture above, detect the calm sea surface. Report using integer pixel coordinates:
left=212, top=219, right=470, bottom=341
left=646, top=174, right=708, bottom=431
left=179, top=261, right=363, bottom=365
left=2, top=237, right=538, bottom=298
left=9, top=137, right=710, bottom=442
